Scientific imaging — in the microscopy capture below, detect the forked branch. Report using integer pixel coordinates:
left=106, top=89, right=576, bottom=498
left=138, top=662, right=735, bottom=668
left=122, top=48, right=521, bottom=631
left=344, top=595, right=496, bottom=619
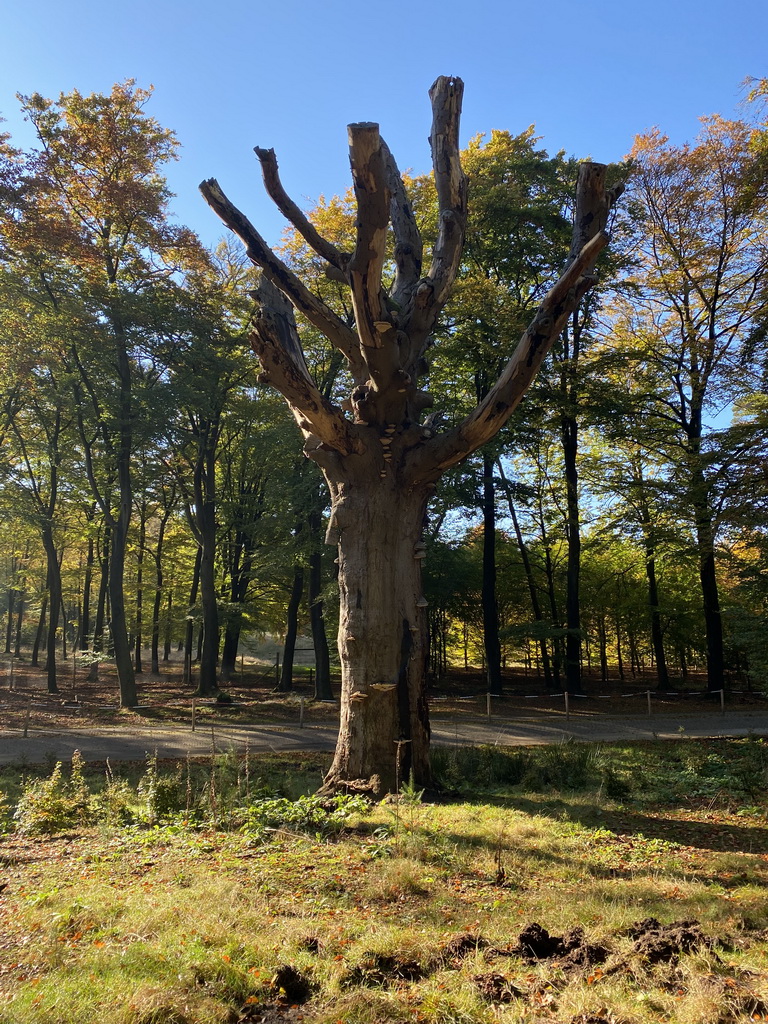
left=251, top=275, right=361, bottom=455
left=347, top=122, right=392, bottom=353
left=411, top=162, right=612, bottom=482
left=199, top=178, right=366, bottom=382
left=382, top=141, right=423, bottom=308
left=401, top=76, right=468, bottom=364
left=254, top=146, right=348, bottom=271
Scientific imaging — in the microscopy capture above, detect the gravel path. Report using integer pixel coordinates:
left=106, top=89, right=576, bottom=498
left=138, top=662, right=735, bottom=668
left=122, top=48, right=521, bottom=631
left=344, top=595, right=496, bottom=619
left=1, top=708, right=766, bottom=765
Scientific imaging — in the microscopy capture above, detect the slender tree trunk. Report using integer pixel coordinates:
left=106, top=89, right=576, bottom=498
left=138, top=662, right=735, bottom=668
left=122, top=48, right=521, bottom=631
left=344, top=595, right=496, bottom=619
left=134, top=507, right=146, bottom=674
left=278, top=564, right=304, bottom=692
left=561, top=404, right=582, bottom=694
left=498, top=462, right=553, bottom=689
left=41, top=526, right=61, bottom=694
left=80, top=534, right=94, bottom=651
left=150, top=513, right=170, bottom=675
left=183, top=547, right=202, bottom=684
left=196, top=488, right=220, bottom=696
left=615, top=615, right=625, bottom=681
left=32, top=594, right=47, bottom=667
left=482, top=453, right=503, bottom=697
left=598, top=614, right=608, bottom=684
left=109, top=507, right=137, bottom=705
left=87, top=526, right=110, bottom=682
left=691, top=480, right=725, bottom=692
left=163, top=591, right=173, bottom=662
left=308, top=506, right=333, bottom=700
left=14, top=591, right=24, bottom=658
left=542, top=540, right=562, bottom=689
left=5, top=557, right=16, bottom=654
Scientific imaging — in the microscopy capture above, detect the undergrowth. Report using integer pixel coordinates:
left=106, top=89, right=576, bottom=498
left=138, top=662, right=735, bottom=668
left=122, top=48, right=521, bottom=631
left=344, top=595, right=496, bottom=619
left=0, top=738, right=767, bottom=1024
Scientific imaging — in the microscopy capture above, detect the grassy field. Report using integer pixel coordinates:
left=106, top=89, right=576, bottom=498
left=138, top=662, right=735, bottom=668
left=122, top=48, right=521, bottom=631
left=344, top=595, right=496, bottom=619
left=1, top=738, right=767, bottom=1023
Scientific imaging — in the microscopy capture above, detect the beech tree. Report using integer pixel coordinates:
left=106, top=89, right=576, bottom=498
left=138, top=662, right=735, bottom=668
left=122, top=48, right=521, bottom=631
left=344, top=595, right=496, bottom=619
left=198, top=77, right=615, bottom=792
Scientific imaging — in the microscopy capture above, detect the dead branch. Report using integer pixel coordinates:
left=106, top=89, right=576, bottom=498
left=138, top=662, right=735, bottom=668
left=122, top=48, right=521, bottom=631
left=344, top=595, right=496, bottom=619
left=254, top=146, right=348, bottom=271
left=199, top=177, right=366, bottom=382
left=251, top=275, right=361, bottom=456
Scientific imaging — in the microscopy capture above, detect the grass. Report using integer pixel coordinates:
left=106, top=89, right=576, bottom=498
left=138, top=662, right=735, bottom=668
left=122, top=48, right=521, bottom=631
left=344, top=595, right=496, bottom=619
left=0, top=739, right=767, bottom=1023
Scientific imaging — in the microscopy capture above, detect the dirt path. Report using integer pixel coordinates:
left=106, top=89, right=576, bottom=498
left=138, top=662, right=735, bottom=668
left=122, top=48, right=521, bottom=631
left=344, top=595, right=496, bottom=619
left=1, top=707, right=766, bottom=766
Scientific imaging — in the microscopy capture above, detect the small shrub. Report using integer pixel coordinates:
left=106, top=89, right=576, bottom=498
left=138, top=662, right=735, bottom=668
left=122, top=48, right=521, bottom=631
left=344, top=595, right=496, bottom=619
left=240, top=793, right=368, bottom=840
left=13, top=751, right=91, bottom=835
left=138, top=753, right=185, bottom=823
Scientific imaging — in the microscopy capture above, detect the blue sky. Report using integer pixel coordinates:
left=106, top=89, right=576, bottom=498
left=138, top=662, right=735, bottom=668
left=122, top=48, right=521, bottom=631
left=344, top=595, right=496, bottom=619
left=2, top=0, right=766, bottom=248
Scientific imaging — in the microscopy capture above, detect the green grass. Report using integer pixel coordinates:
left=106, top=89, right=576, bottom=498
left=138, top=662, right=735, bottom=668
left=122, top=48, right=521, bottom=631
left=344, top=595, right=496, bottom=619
left=1, top=739, right=767, bottom=1023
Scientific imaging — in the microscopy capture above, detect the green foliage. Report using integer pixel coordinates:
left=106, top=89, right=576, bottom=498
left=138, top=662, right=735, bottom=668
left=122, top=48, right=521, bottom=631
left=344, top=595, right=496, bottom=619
left=13, top=751, right=90, bottom=835
left=431, top=737, right=768, bottom=807
left=239, top=792, right=368, bottom=841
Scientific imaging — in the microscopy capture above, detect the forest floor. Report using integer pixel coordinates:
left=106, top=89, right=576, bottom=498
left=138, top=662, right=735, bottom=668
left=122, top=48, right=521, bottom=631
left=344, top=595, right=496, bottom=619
left=0, top=654, right=765, bottom=735
left=1, top=741, right=768, bottom=1024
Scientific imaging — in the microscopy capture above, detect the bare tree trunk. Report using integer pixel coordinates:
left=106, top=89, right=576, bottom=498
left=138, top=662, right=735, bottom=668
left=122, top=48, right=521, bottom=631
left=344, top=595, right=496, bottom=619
left=322, top=478, right=431, bottom=794
left=134, top=504, right=146, bottom=674
left=497, top=461, right=553, bottom=689
left=41, top=526, right=61, bottom=694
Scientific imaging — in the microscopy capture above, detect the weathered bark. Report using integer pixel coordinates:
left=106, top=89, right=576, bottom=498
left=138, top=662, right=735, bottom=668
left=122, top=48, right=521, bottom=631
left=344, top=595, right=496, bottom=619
left=201, top=77, right=615, bottom=792
left=322, top=469, right=432, bottom=794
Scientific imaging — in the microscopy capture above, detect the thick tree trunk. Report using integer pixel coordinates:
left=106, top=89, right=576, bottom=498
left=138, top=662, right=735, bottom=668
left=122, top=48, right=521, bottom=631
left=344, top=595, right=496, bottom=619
left=322, top=477, right=431, bottom=795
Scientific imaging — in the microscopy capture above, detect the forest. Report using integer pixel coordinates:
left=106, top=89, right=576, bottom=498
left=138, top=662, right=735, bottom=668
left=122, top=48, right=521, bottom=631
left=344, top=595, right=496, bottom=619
left=1, top=77, right=767, bottom=718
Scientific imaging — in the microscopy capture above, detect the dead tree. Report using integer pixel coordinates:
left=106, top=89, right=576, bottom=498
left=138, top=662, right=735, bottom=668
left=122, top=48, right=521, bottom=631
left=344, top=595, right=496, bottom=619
left=200, top=77, right=616, bottom=793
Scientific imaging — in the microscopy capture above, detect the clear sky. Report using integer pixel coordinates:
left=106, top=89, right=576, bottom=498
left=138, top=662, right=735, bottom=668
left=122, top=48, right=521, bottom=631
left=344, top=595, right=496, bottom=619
left=2, top=0, right=766, bottom=248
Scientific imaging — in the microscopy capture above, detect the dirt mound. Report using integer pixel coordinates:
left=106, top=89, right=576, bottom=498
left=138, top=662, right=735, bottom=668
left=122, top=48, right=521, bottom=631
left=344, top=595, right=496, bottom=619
left=441, top=932, right=489, bottom=962
left=473, top=971, right=523, bottom=1003
left=344, top=951, right=425, bottom=987
left=510, top=923, right=609, bottom=969
left=626, top=918, right=714, bottom=964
